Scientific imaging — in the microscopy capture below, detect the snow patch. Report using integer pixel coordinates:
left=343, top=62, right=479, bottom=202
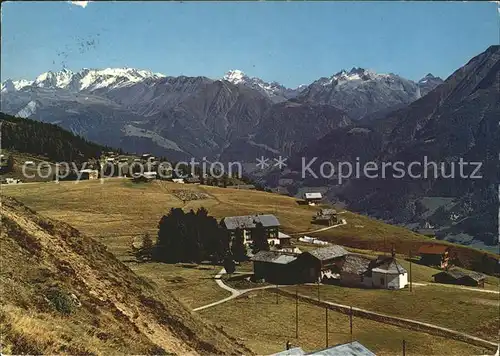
left=16, top=100, right=38, bottom=118
left=123, top=124, right=184, bottom=152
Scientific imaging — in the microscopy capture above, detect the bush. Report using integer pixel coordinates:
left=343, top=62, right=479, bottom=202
left=45, top=287, right=73, bottom=315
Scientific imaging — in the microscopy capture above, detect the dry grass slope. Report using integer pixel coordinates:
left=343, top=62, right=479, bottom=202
left=0, top=196, right=250, bottom=355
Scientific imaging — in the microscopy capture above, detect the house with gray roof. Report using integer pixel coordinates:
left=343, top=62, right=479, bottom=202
left=329, top=253, right=408, bottom=290
left=312, top=208, right=338, bottom=226
left=304, top=192, right=323, bottom=205
left=367, top=255, right=408, bottom=290
left=296, top=245, right=349, bottom=283
left=251, top=250, right=299, bottom=284
left=306, top=245, right=349, bottom=262
left=220, top=214, right=280, bottom=246
left=433, top=268, right=486, bottom=287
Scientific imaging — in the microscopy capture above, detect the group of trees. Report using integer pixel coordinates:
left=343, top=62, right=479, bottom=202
left=136, top=207, right=270, bottom=265
left=0, top=112, right=118, bottom=164
left=154, top=207, right=234, bottom=264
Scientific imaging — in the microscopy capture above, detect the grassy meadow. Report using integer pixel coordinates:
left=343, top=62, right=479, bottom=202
left=199, top=289, right=488, bottom=355
left=3, top=178, right=499, bottom=355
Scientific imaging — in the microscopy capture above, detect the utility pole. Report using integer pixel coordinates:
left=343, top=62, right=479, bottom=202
left=402, top=339, right=406, bottom=356
left=276, top=284, right=279, bottom=304
left=349, top=306, right=353, bottom=342
left=325, top=307, right=329, bottom=348
left=295, top=285, right=299, bottom=339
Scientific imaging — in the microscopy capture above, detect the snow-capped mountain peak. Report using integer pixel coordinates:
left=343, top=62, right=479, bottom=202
left=0, top=79, right=34, bottom=93
left=1, top=67, right=166, bottom=93
left=223, top=69, right=247, bottom=84
left=33, top=68, right=75, bottom=88
left=222, top=69, right=305, bottom=103
left=300, top=67, right=421, bottom=119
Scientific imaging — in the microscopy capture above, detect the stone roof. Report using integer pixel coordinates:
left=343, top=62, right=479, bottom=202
left=304, top=192, right=322, bottom=199
left=222, top=214, right=280, bottom=230
left=339, top=254, right=372, bottom=275
left=371, top=257, right=407, bottom=274
left=307, top=245, right=348, bottom=261
left=251, top=251, right=297, bottom=265
left=319, top=208, right=337, bottom=216
left=433, top=268, right=486, bottom=282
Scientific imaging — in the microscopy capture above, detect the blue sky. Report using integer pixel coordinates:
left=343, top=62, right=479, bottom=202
left=1, top=1, right=498, bottom=87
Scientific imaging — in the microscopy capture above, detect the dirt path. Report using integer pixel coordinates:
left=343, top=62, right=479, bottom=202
left=412, top=282, right=499, bottom=294
left=192, top=269, right=281, bottom=312
left=196, top=267, right=498, bottom=351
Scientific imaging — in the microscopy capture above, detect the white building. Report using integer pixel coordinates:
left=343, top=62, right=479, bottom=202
left=303, top=192, right=322, bottom=205
left=370, top=257, right=408, bottom=290
left=333, top=254, right=408, bottom=290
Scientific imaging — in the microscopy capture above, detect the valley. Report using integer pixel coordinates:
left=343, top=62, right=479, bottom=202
left=1, top=3, right=498, bottom=354
left=1, top=46, right=498, bottom=251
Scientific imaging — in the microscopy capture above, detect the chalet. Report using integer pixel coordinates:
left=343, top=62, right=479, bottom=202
left=268, top=231, right=292, bottom=247
left=433, top=269, right=486, bottom=287
left=312, top=208, right=338, bottom=226
left=325, top=253, right=408, bottom=290
left=303, top=192, right=322, bottom=206
left=418, top=244, right=450, bottom=269
left=79, top=169, right=98, bottom=180
left=221, top=214, right=280, bottom=245
left=296, top=245, right=348, bottom=283
left=132, top=171, right=156, bottom=182
left=368, top=255, right=408, bottom=289
left=185, top=177, right=201, bottom=184
left=251, top=250, right=299, bottom=284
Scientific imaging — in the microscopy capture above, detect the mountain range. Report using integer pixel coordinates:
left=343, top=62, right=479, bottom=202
left=287, top=45, right=499, bottom=251
left=1, top=66, right=441, bottom=161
